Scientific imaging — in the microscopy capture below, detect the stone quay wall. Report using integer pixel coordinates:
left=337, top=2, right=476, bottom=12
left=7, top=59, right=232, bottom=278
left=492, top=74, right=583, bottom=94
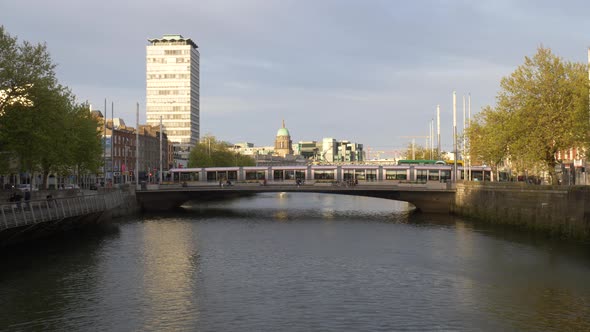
left=452, top=182, right=590, bottom=240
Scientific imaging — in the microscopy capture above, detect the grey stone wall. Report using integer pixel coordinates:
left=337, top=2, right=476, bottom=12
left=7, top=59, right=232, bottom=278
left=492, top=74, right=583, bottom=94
left=453, top=182, right=590, bottom=240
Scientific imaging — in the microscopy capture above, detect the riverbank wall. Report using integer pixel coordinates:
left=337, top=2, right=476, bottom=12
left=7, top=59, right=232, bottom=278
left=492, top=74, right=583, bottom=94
left=452, top=182, right=590, bottom=240
left=0, top=189, right=139, bottom=248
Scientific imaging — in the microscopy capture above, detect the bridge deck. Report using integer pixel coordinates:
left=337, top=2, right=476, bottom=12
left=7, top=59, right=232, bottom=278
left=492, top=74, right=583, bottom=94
left=137, top=182, right=457, bottom=213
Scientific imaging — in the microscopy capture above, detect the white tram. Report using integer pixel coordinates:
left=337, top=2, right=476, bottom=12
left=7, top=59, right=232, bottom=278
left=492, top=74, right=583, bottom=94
left=168, top=164, right=492, bottom=184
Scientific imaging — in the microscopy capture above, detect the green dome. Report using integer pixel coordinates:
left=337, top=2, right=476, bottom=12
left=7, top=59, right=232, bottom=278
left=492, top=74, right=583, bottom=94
left=277, top=127, right=290, bottom=137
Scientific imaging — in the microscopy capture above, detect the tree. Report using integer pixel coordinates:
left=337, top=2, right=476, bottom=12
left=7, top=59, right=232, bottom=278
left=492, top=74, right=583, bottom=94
left=188, top=134, right=255, bottom=167
left=0, top=26, right=103, bottom=188
left=0, top=26, right=56, bottom=114
left=68, top=103, right=103, bottom=177
left=467, top=106, right=512, bottom=168
left=402, top=143, right=431, bottom=160
left=469, top=47, right=589, bottom=184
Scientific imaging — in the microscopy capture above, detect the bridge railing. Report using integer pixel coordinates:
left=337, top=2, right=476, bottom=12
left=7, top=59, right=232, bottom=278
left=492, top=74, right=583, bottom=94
left=0, top=191, right=127, bottom=231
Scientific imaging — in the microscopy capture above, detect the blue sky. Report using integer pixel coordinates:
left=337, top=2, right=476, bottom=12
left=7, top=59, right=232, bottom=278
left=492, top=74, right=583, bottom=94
left=2, top=0, right=590, bottom=155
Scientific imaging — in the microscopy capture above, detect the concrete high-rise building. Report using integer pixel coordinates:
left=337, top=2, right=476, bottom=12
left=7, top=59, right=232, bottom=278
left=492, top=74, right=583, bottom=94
left=146, top=34, right=200, bottom=167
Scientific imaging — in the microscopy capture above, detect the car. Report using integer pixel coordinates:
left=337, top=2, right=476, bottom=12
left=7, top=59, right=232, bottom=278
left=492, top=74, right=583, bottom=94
left=64, top=184, right=80, bottom=190
left=15, top=184, right=37, bottom=191
left=89, top=183, right=98, bottom=190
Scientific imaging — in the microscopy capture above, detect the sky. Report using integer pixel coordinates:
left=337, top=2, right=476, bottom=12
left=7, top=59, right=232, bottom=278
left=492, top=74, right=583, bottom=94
left=2, top=0, right=590, bottom=157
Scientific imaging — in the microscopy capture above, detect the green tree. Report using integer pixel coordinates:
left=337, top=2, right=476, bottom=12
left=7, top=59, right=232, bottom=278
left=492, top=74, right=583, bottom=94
left=467, top=106, right=512, bottom=169
left=468, top=47, right=589, bottom=184
left=0, top=26, right=103, bottom=188
left=69, top=103, right=103, bottom=175
left=402, top=143, right=432, bottom=160
left=0, top=26, right=56, bottom=114
left=188, top=134, right=255, bottom=167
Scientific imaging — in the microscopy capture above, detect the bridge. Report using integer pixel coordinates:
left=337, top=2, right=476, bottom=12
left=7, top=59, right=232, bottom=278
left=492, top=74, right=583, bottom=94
left=136, top=182, right=456, bottom=214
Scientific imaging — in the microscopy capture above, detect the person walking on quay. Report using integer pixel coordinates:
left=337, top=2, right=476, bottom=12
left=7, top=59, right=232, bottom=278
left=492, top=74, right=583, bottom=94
left=14, top=191, right=22, bottom=209
left=24, top=189, right=31, bottom=209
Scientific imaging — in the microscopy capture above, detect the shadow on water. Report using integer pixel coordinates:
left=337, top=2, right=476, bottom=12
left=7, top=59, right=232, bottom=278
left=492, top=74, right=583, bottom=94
left=0, top=222, right=124, bottom=330
left=0, top=222, right=121, bottom=261
left=410, top=212, right=590, bottom=264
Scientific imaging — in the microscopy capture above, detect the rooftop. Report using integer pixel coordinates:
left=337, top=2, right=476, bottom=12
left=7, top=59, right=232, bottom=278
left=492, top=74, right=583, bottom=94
left=148, top=34, right=198, bottom=48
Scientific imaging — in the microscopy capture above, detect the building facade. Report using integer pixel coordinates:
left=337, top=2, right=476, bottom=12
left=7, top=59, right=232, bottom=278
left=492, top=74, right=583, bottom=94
left=95, top=112, right=169, bottom=184
left=146, top=34, right=200, bottom=167
left=296, top=138, right=364, bottom=164
left=137, top=125, right=169, bottom=182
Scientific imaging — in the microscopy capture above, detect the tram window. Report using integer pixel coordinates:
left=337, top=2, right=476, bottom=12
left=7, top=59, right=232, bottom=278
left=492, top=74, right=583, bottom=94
left=245, top=171, right=258, bottom=180
left=366, top=169, right=377, bottom=181
left=228, top=171, right=237, bottom=180
left=274, top=170, right=284, bottom=181
left=355, top=170, right=366, bottom=180
left=385, top=170, right=407, bottom=180
left=314, top=170, right=335, bottom=180
left=285, top=170, right=294, bottom=180
left=428, top=170, right=439, bottom=181
left=472, top=171, right=483, bottom=181
left=416, top=170, right=427, bottom=182
left=343, top=170, right=354, bottom=181
left=207, top=172, right=217, bottom=181
left=440, top=170, right=451, bottom=182
left=295, top=170, right=306, bottom=180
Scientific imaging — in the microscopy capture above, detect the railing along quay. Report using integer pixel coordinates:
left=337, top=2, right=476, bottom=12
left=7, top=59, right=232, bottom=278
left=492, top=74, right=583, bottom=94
left=0, top=191, right=127, bottom=231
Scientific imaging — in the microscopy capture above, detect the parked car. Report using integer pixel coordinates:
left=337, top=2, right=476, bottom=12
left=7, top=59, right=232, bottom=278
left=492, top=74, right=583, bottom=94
left=16, top=184, right=38, bottom=191
left=64, top=184, right=80, bottom=190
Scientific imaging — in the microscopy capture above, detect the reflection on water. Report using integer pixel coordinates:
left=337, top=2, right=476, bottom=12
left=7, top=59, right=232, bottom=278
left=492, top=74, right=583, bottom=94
left=0, top=192, right=589, bottom=331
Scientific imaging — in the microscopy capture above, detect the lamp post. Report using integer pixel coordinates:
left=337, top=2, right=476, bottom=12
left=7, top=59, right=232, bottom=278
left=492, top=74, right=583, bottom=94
left=124, top=144, right=128, bottom=184
left=453, top=91, right=457, bottom=182
left=135, top=102, right=139, bottom=188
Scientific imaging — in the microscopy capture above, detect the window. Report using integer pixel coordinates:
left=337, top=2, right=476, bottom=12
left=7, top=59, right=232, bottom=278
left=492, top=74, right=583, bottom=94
left=385, top=169, right=407, bottom=180
left=428, top=170, right=439, bottom=181
left=314, top=170, right=335, bottom=180
left=416, top=170, right=427, bottom=182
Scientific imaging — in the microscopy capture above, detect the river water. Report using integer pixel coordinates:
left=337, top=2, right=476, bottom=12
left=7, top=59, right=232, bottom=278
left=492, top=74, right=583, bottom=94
left=1, top=193, right=590, bottom=331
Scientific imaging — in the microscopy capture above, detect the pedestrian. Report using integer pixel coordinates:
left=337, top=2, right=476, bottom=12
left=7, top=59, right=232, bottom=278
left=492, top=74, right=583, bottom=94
left=14, top=192, right=22, bottom=209
left=24, top=189, right=31, bottom=209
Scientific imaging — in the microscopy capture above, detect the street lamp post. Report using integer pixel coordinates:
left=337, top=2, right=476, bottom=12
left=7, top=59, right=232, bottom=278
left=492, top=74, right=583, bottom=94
left=453, top=91, right=457, bottom=182
left=124, top=144, right=128, bottom=184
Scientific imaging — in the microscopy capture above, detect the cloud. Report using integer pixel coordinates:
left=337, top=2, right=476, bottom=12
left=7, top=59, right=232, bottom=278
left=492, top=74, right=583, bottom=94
left=2, top=0, right=590, bottom=151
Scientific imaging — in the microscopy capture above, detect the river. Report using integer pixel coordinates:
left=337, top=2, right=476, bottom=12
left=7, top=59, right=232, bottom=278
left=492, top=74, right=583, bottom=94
left=1, top=193, right=590, bottom=331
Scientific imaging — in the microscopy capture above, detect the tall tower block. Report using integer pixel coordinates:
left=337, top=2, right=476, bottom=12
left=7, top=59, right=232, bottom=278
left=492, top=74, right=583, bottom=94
left=147, top=34, right=200, bottom=166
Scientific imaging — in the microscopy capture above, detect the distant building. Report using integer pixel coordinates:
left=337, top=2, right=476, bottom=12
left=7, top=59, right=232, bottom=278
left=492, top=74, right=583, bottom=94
left=146, top=34, right=200, bottom=167
left=296, top=138, right=364, bottom=163
left=274, top=120, right=293, bottom=157
left=232, top=142, right=274, bottom=156
left=295, top=141, right=319, bottom=159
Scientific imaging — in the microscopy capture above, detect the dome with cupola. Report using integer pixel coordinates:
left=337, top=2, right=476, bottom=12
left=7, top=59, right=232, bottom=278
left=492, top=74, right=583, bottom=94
left=274, top=120, right=293, bottom=157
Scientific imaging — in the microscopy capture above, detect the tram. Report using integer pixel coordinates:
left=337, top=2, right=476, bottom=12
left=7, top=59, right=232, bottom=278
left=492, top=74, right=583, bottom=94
left=169, top=164, right=492, bottom=184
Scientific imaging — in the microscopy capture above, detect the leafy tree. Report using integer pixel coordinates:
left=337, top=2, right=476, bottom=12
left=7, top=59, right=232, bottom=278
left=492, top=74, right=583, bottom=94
left=68, top=103, right=103, bottom=176
left=0, top=26, right=56, bottom=113
left=467, top=106, right=512, bottom=169
left=468, top=47, right=589, bottom=184
left=402, top=143, right=434, bottom=160
left=0, top=26, right=103, bottom=188
left=188, top=134, right=255, bottom=167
